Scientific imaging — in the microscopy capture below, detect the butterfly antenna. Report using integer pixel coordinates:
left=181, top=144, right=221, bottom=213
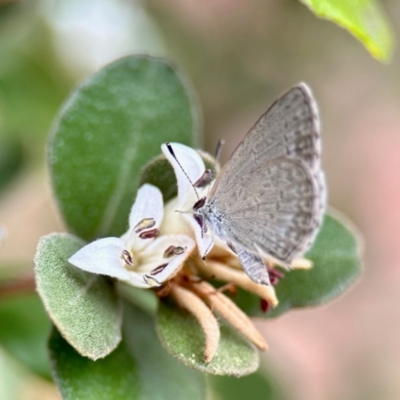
left=214, top=139, right=225, bottom=161
left=166, top=142, right=199, bottom=201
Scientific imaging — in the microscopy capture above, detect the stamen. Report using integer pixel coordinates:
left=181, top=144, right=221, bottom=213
left=291, top=258, right=313, bottom=269
left=193, top=196, right=206, bottom=211
left=193, top=281, right=268, bottom=351
left=143, top=275, right=160, bottom=287
left=155, top=282, right=171, bottom=298
left=164, top=245, right=186, bottom=258
left=194, top=169, right=213, bottom=188
left=150, top=263, right=168, bottom=275
left=169, top=283, right=220, bottom=363
left=198, top=260, right=278, bottom=307
left=139, top=228, right=160, bottom=239
left=134, top=218, right=156, bottom=233
left=121, top=250, right=134, bottom=266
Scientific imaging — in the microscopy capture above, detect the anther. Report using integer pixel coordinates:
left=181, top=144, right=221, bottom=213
left=139, top=228, right=160, bottom=239
left=134, top=218, right=156, bottom=234
left=194, top=169, right=213, bottom=188
left=164, top=245, right=185, bottom=258
left=122, top=250, right=133, bottom=266
left=150, top=263, right=169, bottom=275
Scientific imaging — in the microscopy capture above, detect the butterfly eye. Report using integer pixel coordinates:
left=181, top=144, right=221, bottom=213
left=193, top=196, right=206, bottom=211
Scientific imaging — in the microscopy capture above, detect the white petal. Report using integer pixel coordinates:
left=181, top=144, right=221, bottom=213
left=139, top=234, right=196, bottom=285
left=159, top=197, right=192, bottom=236
left=161, top=143, right=205, bottom=208
left=68, top=237, right=130, bottom=280
left=124, top=272, right=152, bottom=288
left=181, top=213, right=214, bottom=257
left=126, top=184, right=164, bottom=251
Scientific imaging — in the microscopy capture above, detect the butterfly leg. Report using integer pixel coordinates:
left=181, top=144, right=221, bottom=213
left=228, top=242, right=271, bottom=286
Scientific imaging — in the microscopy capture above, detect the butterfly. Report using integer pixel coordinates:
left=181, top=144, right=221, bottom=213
left=168, top=83, right=325, bottom=286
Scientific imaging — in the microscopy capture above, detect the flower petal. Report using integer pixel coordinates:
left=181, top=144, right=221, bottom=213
left=125, top=184, right=164, bottom=251
left=181, top=213, right=214, bottom=258
left=161, top=143, right=205, bottom=208
left=139, top=234, right=196, bottom=285
left=160, top=195, right=213, bottom=259
left=68, top=237, right=130, bottom=280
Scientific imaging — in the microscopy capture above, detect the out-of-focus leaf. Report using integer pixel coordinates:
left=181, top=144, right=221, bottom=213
left=0, top=293, right=51, bottom=379
left=0, top=137, right=24, bottom=193
left=0, top=17, right=71, bottom=147
left=299, top=0, right=393, bottom=62
left=0, top=264, right=31, bottom=282
left=208, top=367, right=287, bottom=400
left=0, top=348, right=27, bottom=400
left=49, top=55, right=201, bottom=241
left=34, top=233, right=122, bottom=360
left=49, top=301, right=207, bottom=400
left=156, top=300, right=259, bottom=376
left=233, top=212, right=363, bottom=318
left=117, top=282, right=158, bottom=316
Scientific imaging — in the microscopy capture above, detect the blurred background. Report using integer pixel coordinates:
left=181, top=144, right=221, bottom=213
left=0, top=0, right=399, bottom=399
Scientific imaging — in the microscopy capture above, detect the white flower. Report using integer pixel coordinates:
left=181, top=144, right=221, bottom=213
left=68, top=184, right=195, bottom=288
left=161, top=143, right=215, bottom=257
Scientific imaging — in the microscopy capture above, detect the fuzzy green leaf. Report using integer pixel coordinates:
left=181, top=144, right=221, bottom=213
left=139, top=155, right=178, bottom=203
left=300, top=0, right=393, bottom=62
left=156, top=300, right=259, bottom=376
left=0, top=294, right=51, bottom=379
left=34, top=233, right=122, bottom=360
left=49, top=301, right=206, bottom=400
left=48, top=55, right=201, bottom=241
left=233, top=212, right=363, bottom=317
left=208, top=368, right=287, bottom=400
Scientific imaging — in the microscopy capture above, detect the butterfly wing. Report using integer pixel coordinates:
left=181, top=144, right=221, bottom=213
left=209, top=83, right=325, bottom=266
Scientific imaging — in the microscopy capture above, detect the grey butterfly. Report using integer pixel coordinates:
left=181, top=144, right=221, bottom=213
left=193, top=83, right=326, bottom=286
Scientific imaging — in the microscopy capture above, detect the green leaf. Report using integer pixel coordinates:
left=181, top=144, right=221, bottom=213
left=300, top=0, right=394, bottom=62
left=0, top=263, right=31, bottom=282
left=0, top=294, right=51, bottom=379
left=49, top=55, right=201, bottom=241
left=234, top=211, right=363, bottom=318
left=34, top=233, right=122, bottom=360
left=0, top=348, right=28, bottom=400
left=0, top=137, right=24, bottom=194
left=156, top=300, right=259, bottom=376
left=139, top=155, right=179, bottom=203
left=208, top=367, right=287, bottom=400
left=49, top=301, right=206, bottom=400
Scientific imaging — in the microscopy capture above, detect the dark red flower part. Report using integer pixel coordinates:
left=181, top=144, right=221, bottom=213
left=267, top=267, right=285, bottom=285
left=260, top=298, right=270, bottom=313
